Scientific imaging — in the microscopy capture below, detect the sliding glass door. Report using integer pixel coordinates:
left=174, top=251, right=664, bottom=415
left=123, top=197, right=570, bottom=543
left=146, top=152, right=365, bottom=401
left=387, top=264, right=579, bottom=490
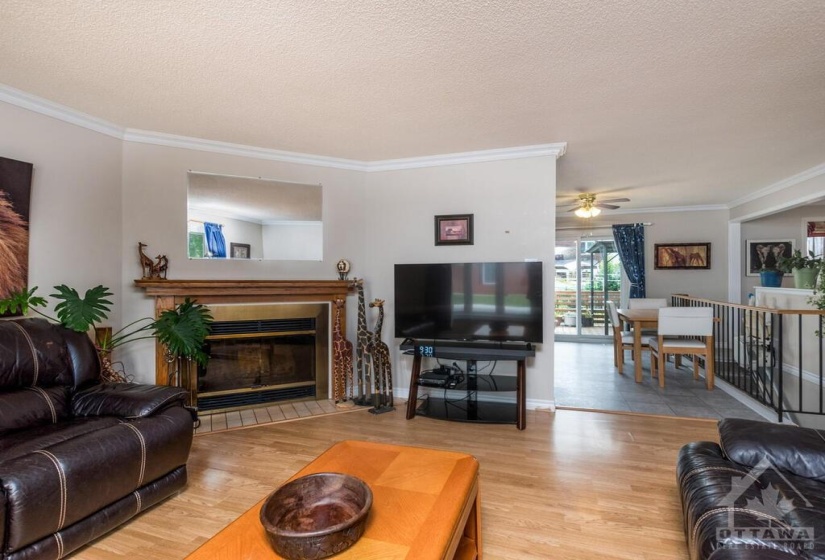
left=554, top=236, right=623, bottom=339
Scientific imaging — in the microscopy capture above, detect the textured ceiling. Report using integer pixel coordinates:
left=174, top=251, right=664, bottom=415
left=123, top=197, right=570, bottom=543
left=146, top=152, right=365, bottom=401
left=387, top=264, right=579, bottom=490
left=2, top=1, right=824, bottom=212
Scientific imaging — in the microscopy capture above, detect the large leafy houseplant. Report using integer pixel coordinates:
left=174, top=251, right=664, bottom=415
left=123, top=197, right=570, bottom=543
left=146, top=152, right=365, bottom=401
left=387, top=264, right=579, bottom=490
left=777, top=250, right=822, bottom=289
left=0, top=285, right=212, bottom=381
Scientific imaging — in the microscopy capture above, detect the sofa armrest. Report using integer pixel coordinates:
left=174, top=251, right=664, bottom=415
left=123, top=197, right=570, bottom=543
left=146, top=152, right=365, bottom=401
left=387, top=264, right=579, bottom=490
left=72, top=383, right=187, bottom=419
left=719, top=418, right=825, bottom=482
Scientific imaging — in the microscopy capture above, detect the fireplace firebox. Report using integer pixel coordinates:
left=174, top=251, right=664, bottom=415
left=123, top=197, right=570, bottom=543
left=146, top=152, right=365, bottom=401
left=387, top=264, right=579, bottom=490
left=194, top=303, right=329, bottom=412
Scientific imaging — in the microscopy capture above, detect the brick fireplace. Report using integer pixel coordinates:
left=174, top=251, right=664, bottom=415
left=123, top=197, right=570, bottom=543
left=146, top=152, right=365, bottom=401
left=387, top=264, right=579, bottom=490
left=134, top=280, right=351, bottom=412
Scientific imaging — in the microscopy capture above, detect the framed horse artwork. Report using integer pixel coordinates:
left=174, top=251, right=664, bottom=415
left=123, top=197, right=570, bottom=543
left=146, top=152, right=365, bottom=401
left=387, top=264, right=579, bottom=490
left=654, top=242, right=711, bottom=270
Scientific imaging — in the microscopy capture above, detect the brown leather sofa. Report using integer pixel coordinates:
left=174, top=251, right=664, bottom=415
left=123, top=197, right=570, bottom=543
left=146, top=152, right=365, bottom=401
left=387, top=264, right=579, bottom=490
left=678, top=418, right=825, bottom=559
left=0, top=318, right=194, bottom=559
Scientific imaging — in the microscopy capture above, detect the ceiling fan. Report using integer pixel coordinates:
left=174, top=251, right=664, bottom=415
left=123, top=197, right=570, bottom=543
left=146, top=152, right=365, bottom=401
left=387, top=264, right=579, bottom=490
left=558, top=193, right=630, bottom=218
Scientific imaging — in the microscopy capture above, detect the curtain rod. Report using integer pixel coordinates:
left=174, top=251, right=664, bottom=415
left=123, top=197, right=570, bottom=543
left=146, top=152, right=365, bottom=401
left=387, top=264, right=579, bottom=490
left=556, top=222, right=653, bottom=231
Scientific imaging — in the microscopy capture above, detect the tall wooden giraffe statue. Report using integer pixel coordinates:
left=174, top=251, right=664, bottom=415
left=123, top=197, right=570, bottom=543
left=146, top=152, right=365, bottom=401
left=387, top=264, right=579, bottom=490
left=352, top=278, right=372, bottom=404
left=368, top=298, right=394, bottom=411
left=332, top=298, right=353, bottom=404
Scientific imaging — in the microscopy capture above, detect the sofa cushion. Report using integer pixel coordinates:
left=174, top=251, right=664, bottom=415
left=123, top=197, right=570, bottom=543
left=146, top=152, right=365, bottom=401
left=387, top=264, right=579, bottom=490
left=719, top=418, right=825, bottom=482
left=0, top=319, right=75, bottom=389
left=0, top=386, right=71, bottom=434
left=0, top=416, right=119, bottom=462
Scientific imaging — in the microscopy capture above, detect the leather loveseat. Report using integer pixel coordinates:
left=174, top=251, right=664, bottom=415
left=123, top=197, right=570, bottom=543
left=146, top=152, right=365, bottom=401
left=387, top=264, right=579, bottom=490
left=678, top=418, right=825, bottom=559
left=0, top=318, right=194, bottom=559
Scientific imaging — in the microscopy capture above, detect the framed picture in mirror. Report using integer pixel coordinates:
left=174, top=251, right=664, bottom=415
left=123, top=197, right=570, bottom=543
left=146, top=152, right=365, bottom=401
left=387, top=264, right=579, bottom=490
left=230, top=243, right=251, bottom=259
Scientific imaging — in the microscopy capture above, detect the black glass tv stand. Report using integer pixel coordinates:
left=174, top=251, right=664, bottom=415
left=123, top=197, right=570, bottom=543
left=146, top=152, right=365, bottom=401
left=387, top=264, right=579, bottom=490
left=401, top=340, right=535, bottom=429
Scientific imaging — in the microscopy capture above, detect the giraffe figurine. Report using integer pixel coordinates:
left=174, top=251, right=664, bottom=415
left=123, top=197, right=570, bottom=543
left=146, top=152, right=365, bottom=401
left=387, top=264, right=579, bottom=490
left=332, top=298, right=354, bottom=406
left=138, top=242, right=154, bottom=279
left=369, top=298, right=394, bottom=411
left=352, top=278, right=372, bottom=404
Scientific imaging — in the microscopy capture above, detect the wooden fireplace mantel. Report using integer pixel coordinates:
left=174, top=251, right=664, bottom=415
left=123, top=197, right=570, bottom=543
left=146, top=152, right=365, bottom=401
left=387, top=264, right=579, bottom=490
left=134, top=279, right=352, bottom=300
left=134, top=279, right=353, bottom=388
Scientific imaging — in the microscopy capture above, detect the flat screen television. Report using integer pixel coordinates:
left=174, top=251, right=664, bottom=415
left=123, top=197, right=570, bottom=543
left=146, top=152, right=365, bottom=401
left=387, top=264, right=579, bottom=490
left=394, top=262, right=543, bottom=344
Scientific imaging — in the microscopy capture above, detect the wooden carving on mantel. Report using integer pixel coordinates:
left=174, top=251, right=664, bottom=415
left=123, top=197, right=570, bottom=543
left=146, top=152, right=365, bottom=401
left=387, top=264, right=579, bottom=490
left=139, top=242, right=169, bottom=279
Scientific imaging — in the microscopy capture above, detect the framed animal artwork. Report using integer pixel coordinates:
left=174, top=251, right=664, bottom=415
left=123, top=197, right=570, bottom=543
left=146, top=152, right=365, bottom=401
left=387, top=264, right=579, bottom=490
left=0, top=157, right=33, bottom=315
left=654, top=243, right=711, bottom=270
left=746, top=240, right=794, bottom=276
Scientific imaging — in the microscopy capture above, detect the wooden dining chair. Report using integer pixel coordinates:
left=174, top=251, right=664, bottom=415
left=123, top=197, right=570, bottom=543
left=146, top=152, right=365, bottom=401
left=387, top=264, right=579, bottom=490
left=606, top=301, right=652, bottom=374
left=649, top=307, right=715, bottom=389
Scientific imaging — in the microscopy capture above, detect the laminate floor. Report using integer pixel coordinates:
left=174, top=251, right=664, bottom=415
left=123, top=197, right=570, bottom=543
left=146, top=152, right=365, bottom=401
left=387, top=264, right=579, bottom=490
left=74, top=408, right=719, bottom=560
left=555, top=341, right=770, bottom=421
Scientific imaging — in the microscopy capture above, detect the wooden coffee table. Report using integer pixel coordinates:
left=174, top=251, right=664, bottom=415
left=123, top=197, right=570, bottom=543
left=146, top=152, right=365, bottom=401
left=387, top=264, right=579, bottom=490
left=185, top=440, right=482, bottom=560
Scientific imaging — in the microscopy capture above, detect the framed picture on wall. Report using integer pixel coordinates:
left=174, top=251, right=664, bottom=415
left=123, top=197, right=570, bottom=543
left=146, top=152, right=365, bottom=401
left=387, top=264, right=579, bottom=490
left=435, top=214, right=474, bottom=246
left=230, top=242, right=251, bottom=259
left=746, top=239, right=794, bottom=276
left=0, top=157, right=33, bottom=316
left=653, top=243, right=711, bottom=270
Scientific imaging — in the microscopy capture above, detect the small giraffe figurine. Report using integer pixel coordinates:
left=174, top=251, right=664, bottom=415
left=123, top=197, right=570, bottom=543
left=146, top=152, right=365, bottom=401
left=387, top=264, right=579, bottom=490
left=332, top=298, right=353, bottom=403
left=352, top=278, right=372, bottom=402
left=369, top=298, right=393, bottom=408
left=138, top=242, right=154, bottom=279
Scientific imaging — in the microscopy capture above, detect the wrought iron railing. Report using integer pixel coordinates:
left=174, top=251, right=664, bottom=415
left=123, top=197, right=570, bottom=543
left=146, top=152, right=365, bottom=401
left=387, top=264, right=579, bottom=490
left=672, top=295, right=825, bottom=423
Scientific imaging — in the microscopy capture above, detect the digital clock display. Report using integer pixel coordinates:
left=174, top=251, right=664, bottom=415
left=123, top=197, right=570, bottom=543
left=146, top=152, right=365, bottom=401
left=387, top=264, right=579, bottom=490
left=416, top=345, right=435, bottom=357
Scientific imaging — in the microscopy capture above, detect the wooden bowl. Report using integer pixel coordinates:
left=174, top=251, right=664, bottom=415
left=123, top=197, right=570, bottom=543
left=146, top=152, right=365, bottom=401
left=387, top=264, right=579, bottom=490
left=259, top=472, right=372, bottom=560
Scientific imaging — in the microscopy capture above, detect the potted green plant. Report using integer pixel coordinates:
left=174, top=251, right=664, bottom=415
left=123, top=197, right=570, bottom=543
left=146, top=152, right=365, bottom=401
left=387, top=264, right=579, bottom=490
left=777, top=249, right=822, bottom=289
left=581, top=309, right=594, bottom=328
left=0, top=285, right=212, bottom=382
left=758, top=264, right=784, bottom=288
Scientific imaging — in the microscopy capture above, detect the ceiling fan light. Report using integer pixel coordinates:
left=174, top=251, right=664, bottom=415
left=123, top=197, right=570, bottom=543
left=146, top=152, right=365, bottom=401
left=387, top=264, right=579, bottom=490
left=574, top=204, right=601, bottom=218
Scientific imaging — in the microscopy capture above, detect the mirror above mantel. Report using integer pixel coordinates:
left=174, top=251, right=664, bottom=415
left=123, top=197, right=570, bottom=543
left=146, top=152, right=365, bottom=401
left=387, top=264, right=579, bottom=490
left=187, top=172, right=323, bottom=261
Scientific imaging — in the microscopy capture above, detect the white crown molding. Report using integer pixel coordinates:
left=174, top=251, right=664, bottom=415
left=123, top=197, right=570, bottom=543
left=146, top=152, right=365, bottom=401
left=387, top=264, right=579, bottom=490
left=1, top=83, right=567, bottom=172
left=728, top=162, right=825, bottom=209
left=365, top=143, right=568, bottom=172
left=123, top=129, right=369, bottom=171
left=0, top=83, right=125, bottom=139
left=580, top=204, right=729, bottom=216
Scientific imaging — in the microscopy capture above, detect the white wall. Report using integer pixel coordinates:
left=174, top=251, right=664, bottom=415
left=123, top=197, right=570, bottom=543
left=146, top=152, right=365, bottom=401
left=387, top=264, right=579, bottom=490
left=740, top=204, right=825, bottom=299
left=262, top=222, right=323, bottom=260
left=119, top=142, right=367, bottom=382
left=557, top=209, right=731, bottom=302
left=2, top=100, right=559, bottom=406
left=363, top=156, right=558, bottom=406
left=0, top=102, right=123, bottom=326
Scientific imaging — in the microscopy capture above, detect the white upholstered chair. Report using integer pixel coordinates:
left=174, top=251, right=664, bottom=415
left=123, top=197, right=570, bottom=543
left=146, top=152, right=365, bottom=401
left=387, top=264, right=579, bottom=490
left=606, top=301, right=651, bottom=374
left=628, top=298, right=668, bottom=309
left=649, top=307, right=715, bottom=389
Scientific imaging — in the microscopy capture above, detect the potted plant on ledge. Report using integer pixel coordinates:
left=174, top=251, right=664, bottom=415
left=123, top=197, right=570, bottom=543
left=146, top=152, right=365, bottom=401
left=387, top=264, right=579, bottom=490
left=777, top=249, right=822, bottom=289
left=0, top=285, right=212, bottom=383
left=758, top=264, right=784, bottom=288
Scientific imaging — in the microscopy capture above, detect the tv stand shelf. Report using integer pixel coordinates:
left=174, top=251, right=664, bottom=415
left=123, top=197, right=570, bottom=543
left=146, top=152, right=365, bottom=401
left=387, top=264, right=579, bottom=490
left=402, top=340, right=534, bottom=430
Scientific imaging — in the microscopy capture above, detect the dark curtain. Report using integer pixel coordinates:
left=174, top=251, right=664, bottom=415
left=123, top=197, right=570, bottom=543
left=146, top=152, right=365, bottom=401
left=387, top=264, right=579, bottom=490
left=612, top=224, right=646, bottom=298
left=204, top=222, right=227, bottom=258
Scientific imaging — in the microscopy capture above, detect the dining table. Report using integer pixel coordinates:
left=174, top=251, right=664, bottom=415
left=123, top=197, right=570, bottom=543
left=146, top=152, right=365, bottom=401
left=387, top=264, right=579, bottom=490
left=617, top=308, right=659, bottom=383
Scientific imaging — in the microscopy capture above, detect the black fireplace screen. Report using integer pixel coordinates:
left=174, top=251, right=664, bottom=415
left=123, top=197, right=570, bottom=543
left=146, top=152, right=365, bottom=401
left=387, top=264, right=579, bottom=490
left=197, top=333, right=315, bottom=394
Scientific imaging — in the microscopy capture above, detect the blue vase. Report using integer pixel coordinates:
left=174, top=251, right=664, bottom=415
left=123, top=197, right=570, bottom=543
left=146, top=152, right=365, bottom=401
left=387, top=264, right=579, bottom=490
left=759, top=270, right=783, bottom=288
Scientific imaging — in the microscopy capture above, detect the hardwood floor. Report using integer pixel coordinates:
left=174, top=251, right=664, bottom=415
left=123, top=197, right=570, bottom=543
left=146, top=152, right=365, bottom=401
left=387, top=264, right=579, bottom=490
left=75, top=408, right=718, bottom=560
